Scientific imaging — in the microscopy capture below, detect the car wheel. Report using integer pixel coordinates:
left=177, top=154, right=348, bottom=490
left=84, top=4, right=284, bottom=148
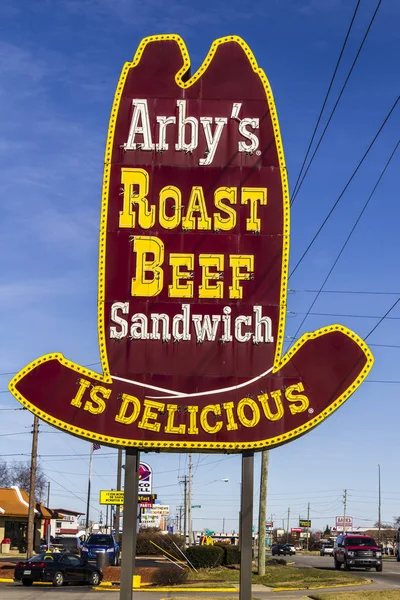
left=376, top=564, right=383, bottom=572
left=397, top=553, right=400, bottom=562
left=22, top=579, right=33, bottom=586
left=90, top=571, right=101, bottom=586
left=343, top=558, right=350, bottom=571
left=53, top=571, right=64, bottom=587
left=334, top=558, right=342, bottom=570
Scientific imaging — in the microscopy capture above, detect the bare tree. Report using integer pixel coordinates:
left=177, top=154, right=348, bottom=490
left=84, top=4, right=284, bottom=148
left=0, top=460, right=11, bottom=487
left=10, top=461, right=47, bottom=501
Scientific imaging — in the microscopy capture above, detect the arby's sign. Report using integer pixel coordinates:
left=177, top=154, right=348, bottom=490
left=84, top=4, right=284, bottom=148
left=8, top=35, right=373, bottom=452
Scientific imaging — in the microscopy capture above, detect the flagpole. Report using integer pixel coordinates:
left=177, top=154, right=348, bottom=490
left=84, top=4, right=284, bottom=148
left=85, top=444, right=94, bottom=531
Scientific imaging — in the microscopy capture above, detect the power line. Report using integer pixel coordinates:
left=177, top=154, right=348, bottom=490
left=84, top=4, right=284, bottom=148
left=291, top=0, right=384, bottom=204
left=291, top=0, right=361, bottom=199
left=289, top=138, right=400, bottom=339
left=290, top=95, right=399, bottom=279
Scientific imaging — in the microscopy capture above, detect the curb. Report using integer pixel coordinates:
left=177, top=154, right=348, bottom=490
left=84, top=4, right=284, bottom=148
left=93, top=586, right=238, bottom=593
left=272, top=579, right=372, bottom=592
left=0, top=579, right=13, bottom=583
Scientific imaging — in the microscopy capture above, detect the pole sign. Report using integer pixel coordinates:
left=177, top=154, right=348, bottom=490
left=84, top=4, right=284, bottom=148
left=138, top=462, right=152, bottom=494
left=99, top=490, right=124, bottom=505
left=299, top=519, right=311, bottom=528
left=8, top=35, right=373, bottom=452
left=336, top=516, right=353, bottom=530
left=148, top=505, right=170, bottom=515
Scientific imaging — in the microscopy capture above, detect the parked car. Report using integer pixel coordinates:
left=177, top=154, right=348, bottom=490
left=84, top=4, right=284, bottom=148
left=271, top=543, right=295, bottom=556
left=39, top=536, right=81, bottom=554
left=333, top=534, right=382, bottom=571
left=14, top=552, right=103, bottom=587
left=80, top=533, right=120, bottom=565
left=320, top=543, right=334, bottom=556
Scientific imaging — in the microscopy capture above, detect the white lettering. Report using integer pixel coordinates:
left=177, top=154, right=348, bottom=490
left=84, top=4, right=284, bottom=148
left=252, top=305, right=273, bottom=343
left=175, top=100, right=198, bottom=153
left=199, top=117, right=227, bottom=166
left=110, top=302, right=129, bottom=339
left=192, top=314, right=221, bottom=343
left=238, top=118, right=260, bottom=153
left=125, top=99, right=153, bottom=150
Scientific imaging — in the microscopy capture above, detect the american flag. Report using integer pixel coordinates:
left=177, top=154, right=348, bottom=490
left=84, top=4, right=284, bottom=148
left=92, top=443, right=101, bottom=451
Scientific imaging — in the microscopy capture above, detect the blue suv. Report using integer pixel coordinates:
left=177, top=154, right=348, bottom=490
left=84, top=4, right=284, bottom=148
left=81, top=534, right=120, bottom=566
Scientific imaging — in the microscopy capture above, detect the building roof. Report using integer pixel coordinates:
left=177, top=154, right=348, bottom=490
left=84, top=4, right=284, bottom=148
left=52, top=508, right=84, bottom=516
left=0, top=487, right=62, bottom=519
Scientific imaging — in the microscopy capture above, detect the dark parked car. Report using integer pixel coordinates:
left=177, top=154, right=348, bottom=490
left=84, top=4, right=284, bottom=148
left=80, top=533, right=120, bottom=565
left=271, top=543, right=295, bottom=556
left=39, top=536, right=81, bottom=553
left=333, top=534, right=382, bottom=571
left=14, top=552, right=103, bottom=587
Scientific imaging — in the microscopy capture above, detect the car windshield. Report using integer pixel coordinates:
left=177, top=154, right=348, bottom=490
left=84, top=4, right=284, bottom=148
left=87, top=535, right=113, bottom=545
left=345, top=537, right=376, bottom=547
left=29, top=554, right=60, bottom=563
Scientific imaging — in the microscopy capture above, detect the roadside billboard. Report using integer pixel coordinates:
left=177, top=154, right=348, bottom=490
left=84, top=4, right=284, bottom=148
left=335, top=516, right=353, bottom=531
left=140, top=514, right=161, bottom=528
left=8, top=35, right=373, bottom=453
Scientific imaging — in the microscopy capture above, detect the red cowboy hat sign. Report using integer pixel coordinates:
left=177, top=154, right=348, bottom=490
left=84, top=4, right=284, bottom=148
left=8, top=35, right=373, bottom=452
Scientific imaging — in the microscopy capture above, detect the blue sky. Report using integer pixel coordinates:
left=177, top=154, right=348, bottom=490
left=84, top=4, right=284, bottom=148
left=0, top=0, right=399, bottom=534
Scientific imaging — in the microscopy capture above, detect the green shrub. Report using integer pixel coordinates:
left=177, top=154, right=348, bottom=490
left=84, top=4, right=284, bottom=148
left=214, top=543, right=240, bottom=565
left=152, top=565, right=189, bottom=586
left=136, top=532, right=185, bottom=557
left=186, top=545, right=224, bottom=568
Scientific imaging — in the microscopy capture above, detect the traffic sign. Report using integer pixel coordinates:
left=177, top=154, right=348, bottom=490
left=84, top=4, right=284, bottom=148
left=192, top=505, right=201, bottom=508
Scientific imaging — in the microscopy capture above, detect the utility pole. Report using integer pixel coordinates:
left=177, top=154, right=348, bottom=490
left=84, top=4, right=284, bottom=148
left=257, top=450, right=269, bottom=575
left=343, top=489, right=347, bottom=535
left=307, top=502, right=310, bottom=551
left=179, top=476, right=188, bottom=545
left=85, top=445, right=94, bottom=531
left=188, top=454, right=193, bottom=545
left=46, top=481, right=51, bottom=547
left=177, top=505, right=183, bottom=534
left=286, top=507, right=290, bottom=543
left=378, top=464, right=381, bottom=545
left=115, top=449, right=123, bottom=544
left=27, top=416, right=39, bottom=558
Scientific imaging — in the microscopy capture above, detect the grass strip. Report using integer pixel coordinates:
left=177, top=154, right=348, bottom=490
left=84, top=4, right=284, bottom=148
left=311, top=592, right=400, bottom=600
left=188, top=566, right=366, bottom=589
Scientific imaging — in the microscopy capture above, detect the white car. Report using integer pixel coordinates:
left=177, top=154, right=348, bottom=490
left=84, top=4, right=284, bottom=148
left=320, top=543, right=334, bottom=556
left=286, top=544, right=296, bottom=554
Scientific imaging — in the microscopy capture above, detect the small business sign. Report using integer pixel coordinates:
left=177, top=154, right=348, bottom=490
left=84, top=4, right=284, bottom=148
left=336, top=516, right=353, bottom=530
left=139, top=502, right=153, bottom=508
left=99, top=490, right=124, bottom=505
left=265, top=522, right=273, bottom=528
left=291, top=528, right=302, bottom=533
left=138, top=494, right=157, bottom=503
left=8, top=35, right=373, bottom=453
left=299, top=519, right=311, bottom=528
left=148, top=505, right=169, bottom=515
left=140, top=514, right=161, bottom=528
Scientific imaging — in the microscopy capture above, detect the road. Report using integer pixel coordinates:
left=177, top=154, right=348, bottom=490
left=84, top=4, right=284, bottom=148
left=293, top=552, right=400, bottom=588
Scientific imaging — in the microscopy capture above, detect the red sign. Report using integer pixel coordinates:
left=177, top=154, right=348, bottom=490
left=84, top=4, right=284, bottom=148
left=291, top=528, right=302, bottom=533
left=8, top=35, right=373, bottom=452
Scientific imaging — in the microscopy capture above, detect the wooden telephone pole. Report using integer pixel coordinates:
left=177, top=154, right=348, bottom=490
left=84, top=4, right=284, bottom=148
left=27, top=416, right=39, bottom=558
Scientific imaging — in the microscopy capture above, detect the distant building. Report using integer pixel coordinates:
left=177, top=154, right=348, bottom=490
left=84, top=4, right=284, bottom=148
left=50, top=508, right=84, bottom=537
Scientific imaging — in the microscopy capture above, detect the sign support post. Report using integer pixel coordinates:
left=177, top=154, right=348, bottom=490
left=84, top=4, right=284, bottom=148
left=239, top=451, right=254, bottom=600
left=120, top=448, right=140, bottom=600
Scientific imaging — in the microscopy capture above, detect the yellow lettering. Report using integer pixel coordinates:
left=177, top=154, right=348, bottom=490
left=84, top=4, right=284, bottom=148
left=187, top=406, right=199, bottom=435
left=169, top=254, right=194, bottom=298
left=241, top=187, right=267, bottom=232
left=237, top=398, right=260, bottom=427
left=257, top=391, right=284, bottom=421
left=229, top=255, right=254, bottom=299
left=119, top=168, right=155, bottom=229
left=115, top=393, right=140, bottom=424
left=159, top=186, right=181, bottom=230
left=213, top=187, right=237, bottom=231
left=138, top=399, right=165, bottom=432
left=131, top=236, right=164, bottom=297
left=222, top=401, right=238, bottom=431
left=285, top=382, right=310, bottom=415
left=182, top=186, right=211, bottom=230
left=83, top=385, right=110, bottom=415
left=165, top=404, right=186, bottom=435
left=199, top=254, right=224, bottom=299
left=71, top=378, right=91, bottom=408
left=200, top=404, right=222, bottom=434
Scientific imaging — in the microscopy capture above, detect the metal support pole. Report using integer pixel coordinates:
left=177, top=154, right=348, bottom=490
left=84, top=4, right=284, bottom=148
left=120, top=448, right=140, bottom=600
left=115, top=449, right=123, bottom=544
left=27, top=416, right=39, bottom=558
left=257, top=450, right=269, bottom=575
left=188, top=454, right=193, bottom=545
left=239, top=451, right=254, bottom=600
